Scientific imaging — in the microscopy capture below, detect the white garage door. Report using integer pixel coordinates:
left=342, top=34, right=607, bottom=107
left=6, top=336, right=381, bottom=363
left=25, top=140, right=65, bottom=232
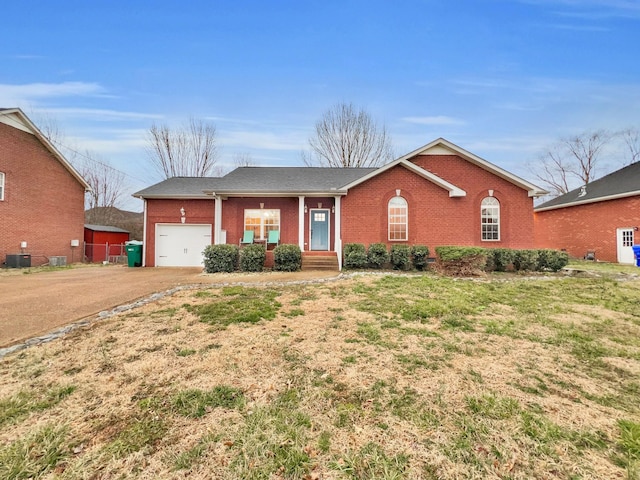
left=156, top=224, right=212, bottom=267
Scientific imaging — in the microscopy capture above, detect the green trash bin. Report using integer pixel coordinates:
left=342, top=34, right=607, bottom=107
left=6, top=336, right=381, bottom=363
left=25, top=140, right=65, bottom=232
left=125, top=242, right=143, bottom=267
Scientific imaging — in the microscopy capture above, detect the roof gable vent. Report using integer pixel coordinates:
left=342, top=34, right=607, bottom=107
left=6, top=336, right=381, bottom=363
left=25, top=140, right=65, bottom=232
left=578, top=185, right=587, bottom=197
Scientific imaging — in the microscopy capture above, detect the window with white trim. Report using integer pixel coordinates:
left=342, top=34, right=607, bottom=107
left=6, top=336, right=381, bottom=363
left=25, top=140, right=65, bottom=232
left=244, top=209, right=280, bottom=240
left=388, top=196, right=408, bottom=241
left=481, top=197, right=500, bottom=241
left=0, top=172, right=4, bottom=201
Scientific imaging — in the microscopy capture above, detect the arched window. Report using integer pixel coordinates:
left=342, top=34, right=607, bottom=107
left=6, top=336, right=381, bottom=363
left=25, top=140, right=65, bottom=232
left=481, top=197, right=500, bottom=241
left=388, top=196, right=407, bottom=241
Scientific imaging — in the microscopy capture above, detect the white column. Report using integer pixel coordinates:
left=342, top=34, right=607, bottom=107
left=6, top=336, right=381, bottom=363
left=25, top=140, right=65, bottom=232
left=334, top=195, right=342, bottom=270
left=298, top=196, right=305, bottom=251
left=142, top=199, right=147, bottom=267
left=214, top=196, right=223, bottom=244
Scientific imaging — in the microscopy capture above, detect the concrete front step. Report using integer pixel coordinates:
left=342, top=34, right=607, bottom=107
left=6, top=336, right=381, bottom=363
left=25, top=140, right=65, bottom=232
left=301, top=254, right=339, bottom=271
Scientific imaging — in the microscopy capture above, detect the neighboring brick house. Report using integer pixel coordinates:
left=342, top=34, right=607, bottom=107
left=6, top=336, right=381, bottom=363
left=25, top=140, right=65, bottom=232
left=134, top=138, right=547, bottom=268
left=0, top=108, right=90, bottom=266
left=534, top=162, right=640, bottom=264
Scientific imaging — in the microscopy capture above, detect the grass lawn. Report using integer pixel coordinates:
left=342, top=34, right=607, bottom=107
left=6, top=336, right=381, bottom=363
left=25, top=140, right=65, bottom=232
left=1, top=264, right=640, bottom=479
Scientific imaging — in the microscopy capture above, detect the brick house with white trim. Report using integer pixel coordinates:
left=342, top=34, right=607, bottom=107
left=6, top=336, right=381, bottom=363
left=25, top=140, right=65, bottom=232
left=0, top=108, right=90, bottom=266
left=535, top=162, right=640, bottom=264
left=134, top=138, right=547, bottom=269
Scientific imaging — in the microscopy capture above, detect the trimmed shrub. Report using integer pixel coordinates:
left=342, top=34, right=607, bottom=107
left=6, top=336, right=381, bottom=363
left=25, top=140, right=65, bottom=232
left=367, top=243, right=389, bottom=269
left=513, top=249, right=539, bottom=271
left=239, top=244, right=266, bottom=272
left=203, top=244, right=239, bottom=273
left=435, top=246, right=487, bottom=276
left=411, top=245, right=430, bottom=270
left=273, top=244, right=302, bottom=272
left=343, top=243, right=367, bottom=269
left=536, top=249, right=569, bottom=272
left=390, top=244, right=411, bottom=270
left=485, top=248, right=515, bottom=272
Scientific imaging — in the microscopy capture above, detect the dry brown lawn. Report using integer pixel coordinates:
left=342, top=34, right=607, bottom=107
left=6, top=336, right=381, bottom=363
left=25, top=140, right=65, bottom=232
left=1, top=271, right=640, bottom=479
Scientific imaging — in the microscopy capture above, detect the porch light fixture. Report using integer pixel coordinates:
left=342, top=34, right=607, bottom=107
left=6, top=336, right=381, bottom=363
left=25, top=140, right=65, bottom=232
left=331, top=205, right=335, bottom=213
left=180, top=207, right=185, bottom=217
left=260, top=203, right=264, bottom=209
left=318, top=202, right=322, bottom=209
left=304, top=205, right=308, bottom=213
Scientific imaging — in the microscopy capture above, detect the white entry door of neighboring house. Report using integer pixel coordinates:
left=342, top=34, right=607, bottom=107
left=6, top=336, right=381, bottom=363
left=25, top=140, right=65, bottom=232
left=156, top=224, right=212, bottom=267
left=617, top=228, right=635, bottom=264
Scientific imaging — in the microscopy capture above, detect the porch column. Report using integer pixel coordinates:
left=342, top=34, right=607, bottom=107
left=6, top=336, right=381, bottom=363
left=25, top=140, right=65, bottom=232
left=214, top=196, right=223, bottom=244
left=298, top=196, right=305, bottom=251
left=334, top=195, right=342, bottom=270
left=142, top=199, right=147, bottom=267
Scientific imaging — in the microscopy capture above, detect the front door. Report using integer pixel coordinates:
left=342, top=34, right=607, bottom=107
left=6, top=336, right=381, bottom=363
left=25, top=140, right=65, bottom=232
left=310, top=209, right=330, bottom=251
left=617, top=228, right=635, bottom=264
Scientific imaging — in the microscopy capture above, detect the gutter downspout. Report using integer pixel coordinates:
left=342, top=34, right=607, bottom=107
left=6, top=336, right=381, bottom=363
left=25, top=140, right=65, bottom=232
left=334, top=196, right=342, bottom=270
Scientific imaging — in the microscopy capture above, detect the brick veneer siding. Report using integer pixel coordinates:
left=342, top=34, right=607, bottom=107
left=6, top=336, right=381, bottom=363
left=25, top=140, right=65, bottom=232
left=144, top=198, right=215, bottom=267
left=534, top=196, right=640, bottom=262
left=0, top=122, right=85, bottom=266
left=341, top=155, right=535, bottom=250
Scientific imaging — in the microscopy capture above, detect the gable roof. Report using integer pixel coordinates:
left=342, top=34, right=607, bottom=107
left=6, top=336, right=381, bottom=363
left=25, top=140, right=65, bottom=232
left=535, top=161, right=640, bottom=212
left=134, top=168, right=376, bottom=198
left=0, top=108, right=91, bottom=191
left=392, top=138, right=547, bottom=198
left=133, top=137, right=546, bottom=199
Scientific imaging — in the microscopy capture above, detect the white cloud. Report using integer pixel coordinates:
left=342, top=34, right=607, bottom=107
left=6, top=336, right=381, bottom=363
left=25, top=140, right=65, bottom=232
left=401, top=116, right=465, bottom=126
left=0, top=81, right=106, bottom=106
left=46, top=108, right=163, bottom=121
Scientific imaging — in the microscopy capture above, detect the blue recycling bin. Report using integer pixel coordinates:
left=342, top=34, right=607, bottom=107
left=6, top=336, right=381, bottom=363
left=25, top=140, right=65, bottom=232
left=633, top=245, right=640, bottom=267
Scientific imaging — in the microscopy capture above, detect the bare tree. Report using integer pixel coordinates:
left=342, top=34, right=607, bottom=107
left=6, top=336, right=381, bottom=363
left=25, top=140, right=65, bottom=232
left=303, top=103, right=394, bottom=168
left=80, top=153, right=127, bottom=217
left=146, top=117, right=218, bottom=178
left=620, top=127, right=640, bottom=165
left=233, top=152, right=257, bottom=167
left=530, top=130, right=611, bottom=196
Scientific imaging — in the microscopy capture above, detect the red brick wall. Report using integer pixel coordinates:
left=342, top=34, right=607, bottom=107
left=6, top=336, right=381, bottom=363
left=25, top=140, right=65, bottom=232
left=0, top=122, right=85, bottom=266
left=144, top=198, right=215, bottom=267
left=534, top=196, right=640, bottom=262
left=341, top=156, right=535, bottom=251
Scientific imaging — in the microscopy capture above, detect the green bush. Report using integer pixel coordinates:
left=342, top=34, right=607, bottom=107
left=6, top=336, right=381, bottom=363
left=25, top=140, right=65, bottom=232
left=485, top=248, right=515, bottom=272
left=273, top=244, right=302, bottom=272
left=536, top=249, right=569, bottom=272
left=513, top=249, right=539, bottom=271
left=411, top=245, right=430, bottom=270
left=203, top=244, right=239, bottom=273
left=343, top=243, right=367, bottom=269
left=367, top=243, right=389, bottom=269
left=239, top=244, right=266, bottom=272
left=435, top=246, right=487, bottom=276
left=390, top=244, right=411, bottom=270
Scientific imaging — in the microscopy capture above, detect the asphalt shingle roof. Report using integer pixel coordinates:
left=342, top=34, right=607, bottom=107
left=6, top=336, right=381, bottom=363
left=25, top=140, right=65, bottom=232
left=535, top=161, right=640, bottom=211
left=133, top=167, right=376, bottom=198
left=85, top=224, right=130, bottom=233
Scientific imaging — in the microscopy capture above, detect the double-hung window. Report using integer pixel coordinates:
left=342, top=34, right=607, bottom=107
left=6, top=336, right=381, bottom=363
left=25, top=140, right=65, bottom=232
left=0, top=172, right=4, bottom=201
left=388, top=196, right=408, bottom=241
left=244, top=209, right=280, bottom=240
left=481, top=197, right=500, bottom=241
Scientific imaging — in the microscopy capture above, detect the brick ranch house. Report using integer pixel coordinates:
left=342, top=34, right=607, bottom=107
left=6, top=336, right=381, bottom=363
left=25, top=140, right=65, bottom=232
left=134, top=138, right=547, bottom=268
left=534, top=161, right=640, bottom=264
left=0, top=108, right=90, bottom=267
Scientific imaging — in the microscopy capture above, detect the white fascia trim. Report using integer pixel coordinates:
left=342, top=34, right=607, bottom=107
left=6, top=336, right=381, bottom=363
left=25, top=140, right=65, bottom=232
left=202, top=190, right=349, bottom=197
left=0, top=108, right=91, bottom=191
left=134, top=194, right=213, bottom=199
left=401, top=137, right=548, bottom=198
left=341, top=158, right=466, bottom=197
left=535, top=190, right=640, bottom=212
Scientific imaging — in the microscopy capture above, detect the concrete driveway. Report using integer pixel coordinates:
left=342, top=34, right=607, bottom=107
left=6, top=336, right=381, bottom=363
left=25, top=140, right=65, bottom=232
left=0, top=264, right=338, bottom=348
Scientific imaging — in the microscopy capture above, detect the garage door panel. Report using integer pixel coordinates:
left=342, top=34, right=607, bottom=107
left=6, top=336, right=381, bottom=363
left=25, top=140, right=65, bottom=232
left=156, top=224, right=212, bottom=267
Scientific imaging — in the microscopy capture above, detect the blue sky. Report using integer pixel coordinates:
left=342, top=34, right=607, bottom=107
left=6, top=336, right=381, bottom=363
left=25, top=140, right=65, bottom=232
left=2, top=0, right=639, bottom=210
